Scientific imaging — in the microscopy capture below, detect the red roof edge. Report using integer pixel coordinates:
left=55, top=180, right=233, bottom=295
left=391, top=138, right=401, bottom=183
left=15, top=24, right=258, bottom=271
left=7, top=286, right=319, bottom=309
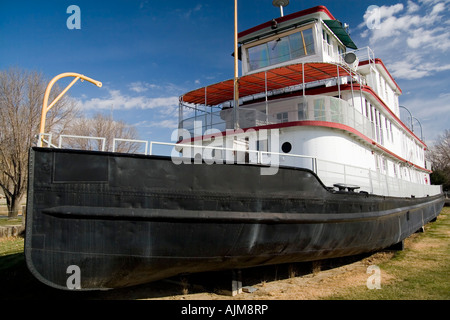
left=359, top=58, right=402, bottom=94
left=238, top=5, right=335, bottom=39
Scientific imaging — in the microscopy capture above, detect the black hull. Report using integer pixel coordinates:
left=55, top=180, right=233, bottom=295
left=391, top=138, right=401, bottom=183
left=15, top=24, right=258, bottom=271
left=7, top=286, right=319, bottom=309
left=25, top=148, right=444, bottom=290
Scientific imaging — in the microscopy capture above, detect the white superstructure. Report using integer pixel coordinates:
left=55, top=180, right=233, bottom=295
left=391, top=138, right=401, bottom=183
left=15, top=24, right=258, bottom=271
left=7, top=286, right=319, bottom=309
left=176, top=6, right=441, bottom=198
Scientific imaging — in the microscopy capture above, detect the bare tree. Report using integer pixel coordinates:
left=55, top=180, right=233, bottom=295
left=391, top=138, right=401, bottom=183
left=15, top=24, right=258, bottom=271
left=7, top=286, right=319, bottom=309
left=63, top=113, right=141, bottom=153
left=427, top=129, right=450, bottom=191
left=0, top=68, right=79, bottom=217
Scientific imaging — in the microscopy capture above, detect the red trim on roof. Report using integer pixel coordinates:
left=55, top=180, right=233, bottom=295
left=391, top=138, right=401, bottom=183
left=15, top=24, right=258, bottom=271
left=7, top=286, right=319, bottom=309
left=359, top=58, right=402, bottom=94
left=238, top=5, right=335, bottom=39
left=357, top=85, right=426, bottom=149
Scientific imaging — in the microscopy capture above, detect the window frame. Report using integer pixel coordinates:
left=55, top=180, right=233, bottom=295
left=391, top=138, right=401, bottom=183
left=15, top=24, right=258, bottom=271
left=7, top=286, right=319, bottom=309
left=244, top=23, right=317, bottom=72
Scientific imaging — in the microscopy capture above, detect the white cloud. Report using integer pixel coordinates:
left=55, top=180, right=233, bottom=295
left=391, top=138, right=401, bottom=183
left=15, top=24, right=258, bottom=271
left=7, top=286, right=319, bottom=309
left=128, top=82, right=148, bottom=93
left=358, top=1, right=450, bottom=80
left=128, top=81, right=166, bottom=93
left=407, top=0, right=420, bottom=12
left=134, top=119, right=178, bottom=130
left=177, top=4, right=203, bottom=19
left=79, top=87, right=179, bottom=111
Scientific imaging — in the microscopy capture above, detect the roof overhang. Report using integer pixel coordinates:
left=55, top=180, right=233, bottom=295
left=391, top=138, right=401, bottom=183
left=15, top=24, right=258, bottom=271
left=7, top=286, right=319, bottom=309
left=181, top=62, right=354, bottom=106
left=238, top=5, right=335, bottom=45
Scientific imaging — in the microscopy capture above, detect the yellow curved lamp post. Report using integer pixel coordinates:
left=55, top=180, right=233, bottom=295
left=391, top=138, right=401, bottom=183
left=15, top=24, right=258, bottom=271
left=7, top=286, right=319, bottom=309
left=38, top=72, right=102, bottom=147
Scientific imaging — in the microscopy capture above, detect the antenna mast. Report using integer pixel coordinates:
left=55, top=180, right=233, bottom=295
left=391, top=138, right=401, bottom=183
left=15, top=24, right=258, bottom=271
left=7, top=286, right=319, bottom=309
left=272, top=0, right=289, bottom=17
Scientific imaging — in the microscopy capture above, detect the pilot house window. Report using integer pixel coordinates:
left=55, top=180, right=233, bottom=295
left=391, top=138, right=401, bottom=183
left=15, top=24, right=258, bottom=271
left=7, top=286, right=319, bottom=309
left=247, top=27, right=316, bottom=71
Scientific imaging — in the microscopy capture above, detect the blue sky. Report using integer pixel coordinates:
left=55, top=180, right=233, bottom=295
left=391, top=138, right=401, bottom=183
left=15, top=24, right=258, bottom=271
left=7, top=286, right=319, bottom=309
left=1, top=0, right=449, bottom=147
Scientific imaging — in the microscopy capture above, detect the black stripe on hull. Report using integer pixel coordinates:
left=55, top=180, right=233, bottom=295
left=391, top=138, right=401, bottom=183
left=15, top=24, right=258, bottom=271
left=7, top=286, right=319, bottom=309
left=25, top=148, right=445, bottom=290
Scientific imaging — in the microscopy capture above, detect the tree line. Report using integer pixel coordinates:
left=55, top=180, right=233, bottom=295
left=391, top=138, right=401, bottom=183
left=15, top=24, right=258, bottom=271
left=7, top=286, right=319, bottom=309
left=0, top=68, right=449, bottom=217
left=0, top=68, right=140, bottom=217
left=427, top=129, right=450, bottom=192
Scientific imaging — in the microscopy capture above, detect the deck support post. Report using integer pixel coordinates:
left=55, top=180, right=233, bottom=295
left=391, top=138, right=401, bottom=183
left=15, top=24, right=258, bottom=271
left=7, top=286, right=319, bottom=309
left=386, top=240, right=404, bottom=251
left=217, top=269, right=242, bottom=296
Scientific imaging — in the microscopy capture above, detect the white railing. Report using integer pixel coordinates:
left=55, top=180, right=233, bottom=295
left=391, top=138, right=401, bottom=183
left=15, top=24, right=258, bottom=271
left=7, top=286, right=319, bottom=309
left=149, top=140, right=318, bottom=172
left=58, top=134, right=106, bottom=151
left=148, top=141, right=440, bottom=198
left=181, top=95, right=377, bottom=142
left=112, top=138, right=148, bottom=154
left=36, top=133, right=58, bottom=148
left=346, top=46, right=376, bottom=66
left=316, top=158, right=442, bottom=198
left=36, top=134, right=441, bottom=198
left=180, top=107, right=277, bottom=137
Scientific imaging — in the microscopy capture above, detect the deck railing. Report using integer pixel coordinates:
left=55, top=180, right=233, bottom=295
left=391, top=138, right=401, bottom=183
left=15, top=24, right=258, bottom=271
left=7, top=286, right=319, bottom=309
left=180, top=95, right=377, bottom=142
left=36, top=134, right=442, bottom=198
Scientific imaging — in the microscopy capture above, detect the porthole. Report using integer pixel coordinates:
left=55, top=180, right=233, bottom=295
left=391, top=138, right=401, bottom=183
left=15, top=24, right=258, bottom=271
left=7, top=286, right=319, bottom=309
left=282, top=142, right=292, bottom=153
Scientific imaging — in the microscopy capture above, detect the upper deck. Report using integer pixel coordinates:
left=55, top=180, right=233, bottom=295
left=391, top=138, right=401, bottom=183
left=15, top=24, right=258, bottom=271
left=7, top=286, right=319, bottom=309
left=238, top=5, right=357, bottom=75
left=179, top=5, right=416, bottom=147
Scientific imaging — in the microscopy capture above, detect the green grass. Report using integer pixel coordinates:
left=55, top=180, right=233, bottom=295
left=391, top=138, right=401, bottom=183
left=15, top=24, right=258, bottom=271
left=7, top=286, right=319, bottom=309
left=0, top=237, right=24, bottom=272
left=326, top=206, right=450, bottom=300
left=0, top=217, right=23, bottom=227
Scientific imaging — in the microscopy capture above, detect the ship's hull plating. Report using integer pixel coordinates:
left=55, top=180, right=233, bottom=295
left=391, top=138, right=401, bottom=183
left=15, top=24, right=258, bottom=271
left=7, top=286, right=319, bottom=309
left=25, top=148, right=444, bottom=290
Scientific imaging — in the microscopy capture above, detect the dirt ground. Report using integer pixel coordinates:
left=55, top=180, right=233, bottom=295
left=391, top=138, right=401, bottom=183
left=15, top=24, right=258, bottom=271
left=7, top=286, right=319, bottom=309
left=1, top=209, right=447, bottom=301
left=94, top=246, right=400, bottom=300
left=147, top=251, right=397, bottom=301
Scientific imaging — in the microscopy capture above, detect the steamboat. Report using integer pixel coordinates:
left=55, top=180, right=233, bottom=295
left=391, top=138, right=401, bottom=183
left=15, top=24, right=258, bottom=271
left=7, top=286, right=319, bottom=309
left=25, top=3, right=444, bottom=290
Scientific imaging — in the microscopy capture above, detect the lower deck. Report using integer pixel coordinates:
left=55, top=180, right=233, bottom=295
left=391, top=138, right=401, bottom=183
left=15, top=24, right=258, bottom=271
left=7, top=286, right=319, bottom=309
left=178, top=124, right=440, bottom=198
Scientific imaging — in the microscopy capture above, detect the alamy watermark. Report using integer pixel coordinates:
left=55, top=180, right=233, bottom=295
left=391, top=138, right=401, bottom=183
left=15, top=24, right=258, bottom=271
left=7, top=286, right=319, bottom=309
left=170, top=122, right=280, bottom=175
left=67, top=5, right=81, bottom=30
left=365, top=5, right=381, bottom=30
left=66, top=265, right=81, bottom=289
left=366, top=265, right=381, bottom=290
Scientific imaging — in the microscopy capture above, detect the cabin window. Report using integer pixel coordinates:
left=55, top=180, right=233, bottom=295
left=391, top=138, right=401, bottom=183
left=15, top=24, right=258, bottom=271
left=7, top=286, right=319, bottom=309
left=298, top=102, right=307, bottom=120
left=390, top=122, right=394, bottom=142
left=257, top=140, right=268, bottom=152
left=364, top=100, right=370, bottom=119
left=276, top=112, right=289, bottom=123
left=247, top=27, right=316, bottom=71
left=314, top=99, right=326, bottom=120
left=330, top=98, right=342, bottom=123
left=323, top=30, right=331, bottom=44
left=385, top=118, right=390, bottom=142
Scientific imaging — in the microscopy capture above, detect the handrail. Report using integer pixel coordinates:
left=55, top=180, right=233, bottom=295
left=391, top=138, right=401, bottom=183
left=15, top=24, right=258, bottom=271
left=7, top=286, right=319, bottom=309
left=39, top=72, right=102, bottom=147
left=58, top=134, right=106, bottom=151
left=149, top=140, right=317, bottom=173
left=113, top=138, right=149, bottom=154
left=32, top=132, right=440, bottom=198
